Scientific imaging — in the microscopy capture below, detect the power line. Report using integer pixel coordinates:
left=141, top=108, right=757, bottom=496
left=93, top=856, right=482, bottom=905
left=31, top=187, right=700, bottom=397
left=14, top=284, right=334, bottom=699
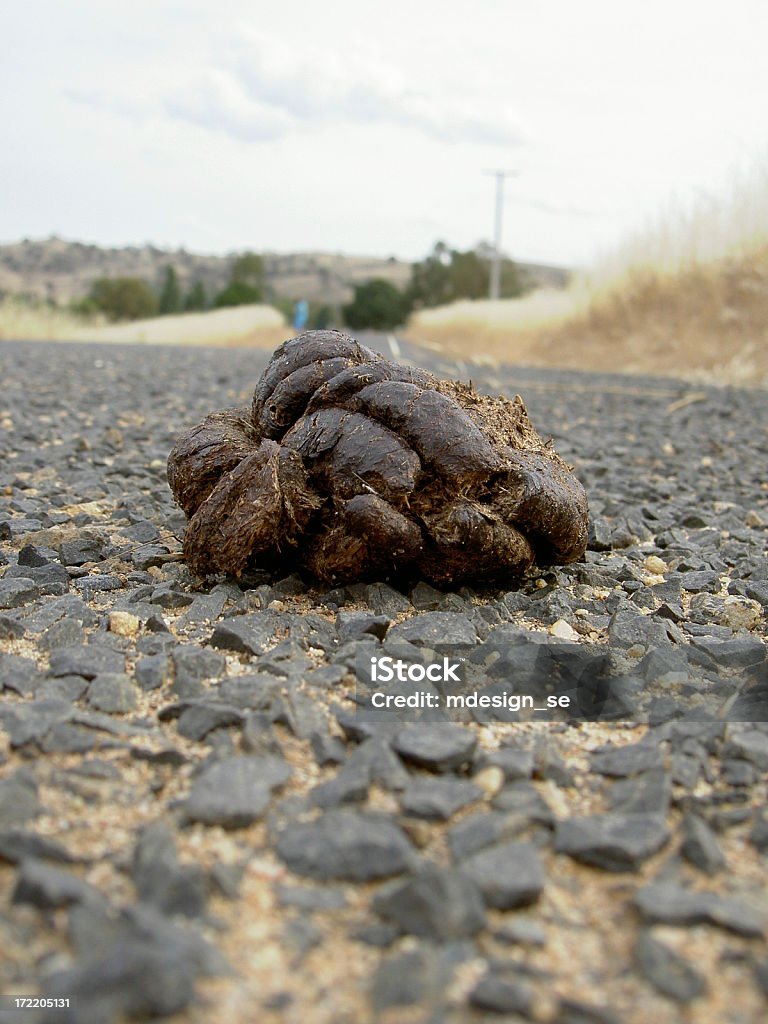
left=483, top=169, right=517, bottom=300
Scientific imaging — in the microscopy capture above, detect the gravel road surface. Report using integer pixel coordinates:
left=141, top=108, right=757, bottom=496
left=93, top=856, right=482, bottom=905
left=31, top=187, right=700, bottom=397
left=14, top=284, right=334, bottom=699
left=0, top=338, right=766, bottom=1024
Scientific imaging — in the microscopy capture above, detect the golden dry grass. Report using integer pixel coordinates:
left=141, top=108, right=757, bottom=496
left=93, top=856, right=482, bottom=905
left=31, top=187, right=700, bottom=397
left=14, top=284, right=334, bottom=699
left=0, top=297, right=102, bottom=341
left=0, top=302, right=288, bottom=350
left=409, top=161, right=768, bottom=386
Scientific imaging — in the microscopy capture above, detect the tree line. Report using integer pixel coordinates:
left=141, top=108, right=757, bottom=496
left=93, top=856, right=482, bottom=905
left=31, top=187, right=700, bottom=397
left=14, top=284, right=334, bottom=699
left=75, top=243, right=526, bottom=328
left=75, top=252, right=266, bottom=322
left=344, top=242, right=524, bottom=330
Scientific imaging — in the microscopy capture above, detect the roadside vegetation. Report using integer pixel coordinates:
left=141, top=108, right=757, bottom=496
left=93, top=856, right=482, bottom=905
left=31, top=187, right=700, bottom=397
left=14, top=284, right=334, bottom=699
left=1, top=241, right=526, bottom=341
left=0, top=294, right=101, bottom=341
left=409, top=161, right=768, bottom=385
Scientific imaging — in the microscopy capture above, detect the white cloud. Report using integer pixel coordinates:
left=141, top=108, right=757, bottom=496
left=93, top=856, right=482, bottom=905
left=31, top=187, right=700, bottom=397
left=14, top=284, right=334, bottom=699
left=163, top=70, right=294, bottom=143
left=161, top=32, right=524, bottom=147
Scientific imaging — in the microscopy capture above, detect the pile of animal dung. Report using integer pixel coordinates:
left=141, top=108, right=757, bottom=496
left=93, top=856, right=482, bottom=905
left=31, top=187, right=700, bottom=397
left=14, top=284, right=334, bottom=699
left=167, top=331, right=589, bottom=586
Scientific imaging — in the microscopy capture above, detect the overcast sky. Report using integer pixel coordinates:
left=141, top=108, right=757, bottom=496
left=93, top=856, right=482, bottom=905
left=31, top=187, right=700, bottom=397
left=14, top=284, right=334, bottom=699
left=3, top=0, right=767, bottom=266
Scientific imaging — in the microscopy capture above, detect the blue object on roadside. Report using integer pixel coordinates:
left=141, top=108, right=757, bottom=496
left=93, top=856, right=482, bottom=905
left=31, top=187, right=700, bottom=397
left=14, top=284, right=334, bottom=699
left=293, top=299, right=309, bottom=330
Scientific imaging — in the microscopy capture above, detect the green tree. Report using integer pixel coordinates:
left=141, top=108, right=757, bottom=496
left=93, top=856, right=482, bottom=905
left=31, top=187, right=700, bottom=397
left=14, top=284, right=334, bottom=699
left=158, top=265, right=181, bottom=315
left=407, top=241, right=453, bottom=309
left=447, top=249, right=488, bottom=300
left=214, top=281, right=263, bottom=308
left=214, top=251, right=265, bottom=307
left=408, top=241, right=526, bottom=309
left=184, top=280, right=207, bottom=311
left=231, top=252, right=264, bottom=290
left=499, top=259, right=525, bottom=298
left=88, top=277, right=158, bottom=321
left=343, top=279, right=410, bottom=330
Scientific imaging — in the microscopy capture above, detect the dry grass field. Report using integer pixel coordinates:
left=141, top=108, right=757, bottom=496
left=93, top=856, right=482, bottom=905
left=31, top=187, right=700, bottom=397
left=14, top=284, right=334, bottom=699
left=0, top=297, right=99, bottom=342
left=409, top=162, right=768, bottom=386
left=0, top=302, right=288, bottom=349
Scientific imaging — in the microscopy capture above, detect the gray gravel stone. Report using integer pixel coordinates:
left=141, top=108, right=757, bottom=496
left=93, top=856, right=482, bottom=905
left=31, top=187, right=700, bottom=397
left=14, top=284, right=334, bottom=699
left=48, top=643, right=125, bottom=679
left=209, top=861, right=246, bottom=899
left=13, top=858, right=103, bottom=909
left=370, top=948, right=440, bottom=1010
left=393, top=723, right=477, bottom=772
left=723, top=730, right=768, bottom=769
left=372, top=866, right=486, bottom=939
left=134, top=652, right=171, bottom=691
left=18, top=543, right=54, bottom=567
left=336, top=611, right=390, bottom=642
left=634, top=881, right=765, bottom=936
left=721, top=758, right=757, bottom=786
left=469, top=969, right=534, bottom=1015
left=0, top=698, right=74, bottom=747
left=75, top=573, right=123, bottom=597
left=0, top=828, right=78, bottom=865
left=182, top=755, right=290, bottom=828
left=59, top=536, right=104, bottom=565
left=178, top=590, right=228, bottom=625
left=43, top=940, right=198, bottom=1020
left=608, top=768, right=671, bottom=816
left=87, top=673, right=138, bottom=713
left=277, top=811, right=414, bottom=881
left=364, top=582, right=411, bottom=616
left=132, top=543, right=174, bottom=569
left=390, top=611, right=478, bottom=651
left=492, top=916, right=547, bottom=946
left=554, top=998, right=622, bottom=1024
left=176, top=702, right=245, bottom=741
left=171, top=644, right=226, bottom=690
left=218, top=672, right=282, bottom=709
left=310, top=765, right=369, bottom=808
left=344, top=737, right=411, bottom=791
left=448, top=812, right=509, bottom=860
left=634, top=931, right=706, bottom=1002
left=209, top=612, right=277, bottom=654
left=400, top=777, right=483, bottom=820
left=0, top=769, right=43, bottom=825
left=491, top=779, right=555, bottom=825
left=680, top=814, right=726, bottom=874
left=133, top=821, right=207, bottom=917
left=274, top=883, right=347, bottom=912
left=409, top=582, right=445, bottom=610
left=462, top=840, right=544, bottom=908
left=38, top=617, right=86, bottom=651
left=5, top=561, right=70, bottom=594
left=149, top=582, right=193, bottom=608
left=749, top=810, right=768, bottom=854
left=480, top=745, right=534, bottom=780
left=0, top=576, right=40, bottom=608
left=0, top=613, right=25, bottom=640
left=22, top=594, right=95, bottom=632
left=0, top=652, right=42, bottom=695
left=590, top=741, right=661, bottom=777
left=608, top=607, right=670, bottom=651
left=555, top=812, right=670, bottom=870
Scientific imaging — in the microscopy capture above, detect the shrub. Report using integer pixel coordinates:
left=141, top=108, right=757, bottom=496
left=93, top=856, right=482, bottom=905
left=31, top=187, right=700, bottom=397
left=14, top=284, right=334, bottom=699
left=158, top=266, right=181, bottom=315
left=214, top=281, right=263, bottom=308
left=184, top=281, right=208, bottom=311
left=343, top=279, right=410, bottom=330
left=88, top=277, right=158, bottom=321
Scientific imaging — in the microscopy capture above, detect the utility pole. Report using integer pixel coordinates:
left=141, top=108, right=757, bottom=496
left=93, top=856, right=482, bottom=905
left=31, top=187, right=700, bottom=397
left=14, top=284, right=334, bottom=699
left=483, top=169, right=517, bottom=300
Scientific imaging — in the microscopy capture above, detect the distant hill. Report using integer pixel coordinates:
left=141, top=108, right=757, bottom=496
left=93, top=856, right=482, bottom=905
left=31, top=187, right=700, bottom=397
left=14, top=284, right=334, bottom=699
left=0, top=236, right=569, bottom=308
